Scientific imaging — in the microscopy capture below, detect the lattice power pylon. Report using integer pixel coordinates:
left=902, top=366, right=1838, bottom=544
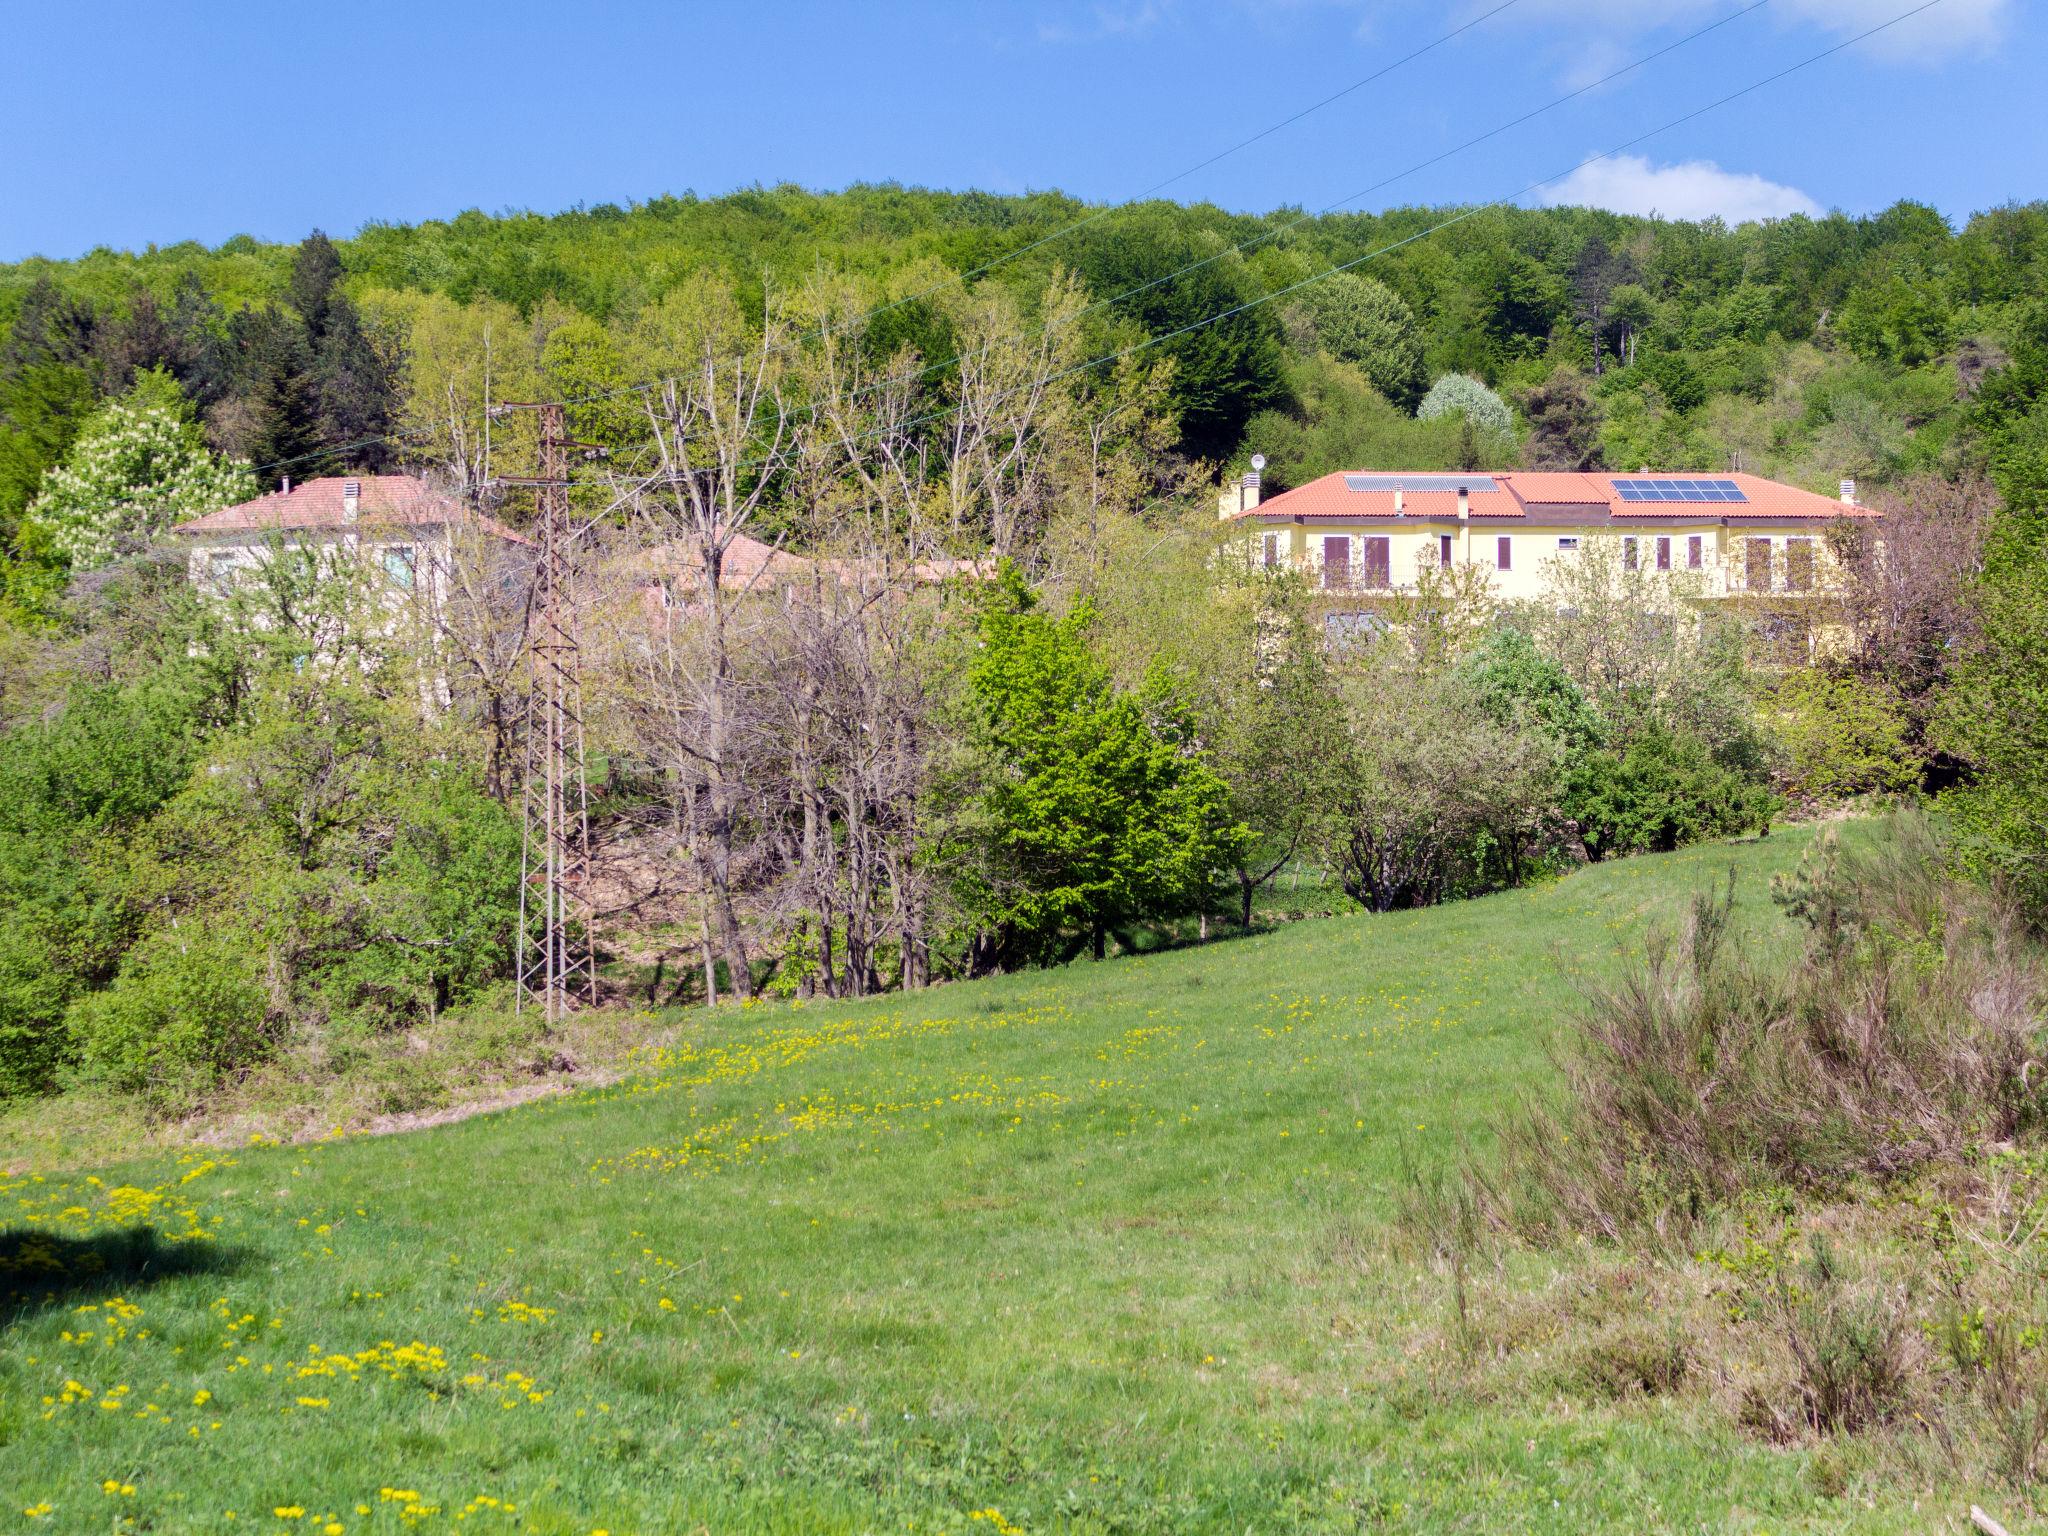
left=490, top=401, right=604, bottom=1023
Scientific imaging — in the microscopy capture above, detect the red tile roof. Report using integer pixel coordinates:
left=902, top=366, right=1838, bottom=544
left=172, top=475, right=532, bottom=545
left=1232, top=469, right=1873, bottom=524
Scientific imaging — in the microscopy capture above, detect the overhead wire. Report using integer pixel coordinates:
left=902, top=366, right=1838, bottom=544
left=248, top=1, right=1530, bottom=479
left=665, top=0, right=1945, bottom=483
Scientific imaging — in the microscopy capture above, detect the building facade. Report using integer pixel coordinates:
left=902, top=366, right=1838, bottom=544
left=1220, top=468, right=1875, bottom=600
left=170, top=474, right=530, bottom=613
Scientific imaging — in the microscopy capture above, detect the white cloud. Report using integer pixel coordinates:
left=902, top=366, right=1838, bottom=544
left=1499, top=0, right=2010, bottom=61
left=1036, top=0, right=1177, bottom=43
left=1537, top=153, right=1822, bottom=223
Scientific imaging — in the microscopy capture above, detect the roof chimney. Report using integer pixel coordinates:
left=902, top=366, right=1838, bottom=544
left=1221, top=456, right=1265, bottom=520
left=342, top=478, right=361, bottom=522
left=1839, top=477, right=1856, bottom=506
left=1393, top=487, right=1404, bottom=516
left=1457, top=485, right=1470, bottom=521
left=279, top=475, right=291, bottom=495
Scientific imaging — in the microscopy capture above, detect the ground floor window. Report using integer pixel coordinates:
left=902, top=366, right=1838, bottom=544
left=1496, top=535, right=1511, bottom=571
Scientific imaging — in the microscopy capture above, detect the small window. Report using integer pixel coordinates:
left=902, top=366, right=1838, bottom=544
left=1623, top=536, right=1640, bottom=571
left=1687, top=534, right=1703, bottom=569
left=206, top=550, right=237, bottom=595
left=1557, top=536, right=1580, bottom=552
left=1656, top=536, right=1672, bottom=571
left=1438, top=533, right=1453, bottom=566
left=1496, top=535, right=1511, bottom=571
left=383, top=545, right=417, bottom=590
left=1261, top=531, right=1279, bottom=569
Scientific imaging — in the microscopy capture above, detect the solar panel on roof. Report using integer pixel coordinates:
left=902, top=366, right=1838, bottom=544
left=1344, top=474, right=1499, bottom=495
left=1610, top=477, right=1748, bottom=504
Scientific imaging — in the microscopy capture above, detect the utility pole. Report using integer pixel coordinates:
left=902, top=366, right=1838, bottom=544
left=489, top=402, right=606, bottom=1024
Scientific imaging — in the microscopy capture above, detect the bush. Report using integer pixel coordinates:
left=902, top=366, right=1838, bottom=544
left=1565, top=721, right=1778, bottom=860
left=70, top=929, right=271, bottom=1105
left=1495, top=816, right=2048, bottom=1238
left=1768, top=670, right=1918, bottom=802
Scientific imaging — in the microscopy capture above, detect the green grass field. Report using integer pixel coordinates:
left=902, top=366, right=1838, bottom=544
left=3, top=825, right=1951, bottom=1535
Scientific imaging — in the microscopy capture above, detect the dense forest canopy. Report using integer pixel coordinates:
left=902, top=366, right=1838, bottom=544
left=4, top=186, right=2045, bottom=550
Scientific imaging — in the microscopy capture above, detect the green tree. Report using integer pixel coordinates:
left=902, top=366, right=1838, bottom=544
left=1286, top=273, right=1425, bottom=408
left=1939, top=551, right=2048, bottom=917
left=1067, top=209, right=1286, bottom=461
left=958, top=565, right=1244, bottom=963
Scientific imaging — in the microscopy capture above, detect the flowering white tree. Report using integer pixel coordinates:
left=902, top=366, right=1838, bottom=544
left=25, top=385, right=256, bottom=570
left=1417, top=372, right=1513, bottom=438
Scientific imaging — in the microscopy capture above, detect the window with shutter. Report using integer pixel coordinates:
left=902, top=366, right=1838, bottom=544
left=1496, top=535, right=1511, bottom=571
left=1321, top=535, right=1349, bottom=590
left=1687, top=534, right=1703, bottom=569
left=1656, top=536, right=1671, bottom=571
left=1786, top=538, right=1814, bottom=591
left=1363, top=536, right=1391, bottom=589
left=1746, top=538, right=1773, bottom=591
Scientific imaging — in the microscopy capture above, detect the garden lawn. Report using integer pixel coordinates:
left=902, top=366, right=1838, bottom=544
left=2, top=826, right=1928, bottom=1535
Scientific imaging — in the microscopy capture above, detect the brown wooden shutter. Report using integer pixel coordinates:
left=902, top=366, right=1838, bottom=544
left=1363, top=536, right=1391, bottom=589
left=1496, top=535, right=1511, bottom=571
left=1322, top=535, right=1349, bottom=590
left=1746, top=537, right=1772, bottom=591
left=1786, top=538, right=1814, bottom=590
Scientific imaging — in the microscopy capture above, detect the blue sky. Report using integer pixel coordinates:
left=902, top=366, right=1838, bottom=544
left=3, top=0, right=2040, bottom=262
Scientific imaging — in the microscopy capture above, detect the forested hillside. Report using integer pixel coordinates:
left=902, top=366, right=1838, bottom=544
left=5, top=186, right=2046, bottom=540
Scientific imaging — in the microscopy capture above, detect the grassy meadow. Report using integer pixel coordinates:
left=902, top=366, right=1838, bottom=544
left=4, top=824, right=1968, bottom=1535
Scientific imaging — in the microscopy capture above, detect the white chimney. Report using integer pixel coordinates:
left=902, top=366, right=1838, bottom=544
left=1839, top=477, right=1856, bottom=506
left=1221, top=456, right=1265, bottom=520
left=1393, top=487, right=1404, bottom=516
left=279, top=475, right=291, bottom=494
left=342, top=478, right=361, bottom=522
left=1457, top=485, right=1470, bottom=521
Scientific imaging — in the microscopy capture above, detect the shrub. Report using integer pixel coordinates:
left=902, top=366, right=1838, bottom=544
left=1768, top=670, right=1918, bottom=802
left=1763, top=1238, right=1912, bottom=1434
left=1495, top=816, right=2048, bottom=1238
left=70, top=928, right=271, bottom=1105
left=1565, top=721, right=1778, bottom=860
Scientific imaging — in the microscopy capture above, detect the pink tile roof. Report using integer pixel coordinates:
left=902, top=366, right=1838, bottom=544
left=172, top=475, right=532, bottom=545
left=1232, top=469, right=1874, bottom=524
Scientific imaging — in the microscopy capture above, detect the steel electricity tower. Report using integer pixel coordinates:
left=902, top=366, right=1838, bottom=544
left=489, top=401, right=606, bottom=1023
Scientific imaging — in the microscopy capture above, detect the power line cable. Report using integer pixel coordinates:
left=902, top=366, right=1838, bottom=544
left=674, top=0, right=1943, bottom=481
left=535, top=0, right=1771, bottom=426
left=248, top=2, right=1527, bottom=478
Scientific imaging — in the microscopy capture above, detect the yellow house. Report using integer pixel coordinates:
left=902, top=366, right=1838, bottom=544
left=1219, top=468, right=1874, bottom=601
